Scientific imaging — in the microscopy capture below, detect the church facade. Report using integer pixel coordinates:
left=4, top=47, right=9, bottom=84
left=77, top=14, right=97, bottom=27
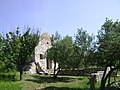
left=25, top=32, right=56, bottom=74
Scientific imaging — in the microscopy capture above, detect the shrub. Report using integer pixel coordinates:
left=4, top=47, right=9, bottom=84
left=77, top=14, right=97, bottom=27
left=0, top=72, right=17, bottom=81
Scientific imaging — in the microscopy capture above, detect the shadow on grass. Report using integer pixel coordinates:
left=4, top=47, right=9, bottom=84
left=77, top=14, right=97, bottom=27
left=41, top=86, right=83, bottom=90
left=39, top=86, right=101, bottom=90
left=26, top=75, right=84, bottom=84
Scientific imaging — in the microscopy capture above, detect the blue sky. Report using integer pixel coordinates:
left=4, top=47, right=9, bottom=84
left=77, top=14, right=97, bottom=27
left=0, top=0, right=120, bottom=36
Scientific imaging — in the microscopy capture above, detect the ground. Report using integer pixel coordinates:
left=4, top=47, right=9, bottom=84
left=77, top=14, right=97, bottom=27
left=1, top=72, right=120, bottom=90
left=0, top=73, right=94, bottom=90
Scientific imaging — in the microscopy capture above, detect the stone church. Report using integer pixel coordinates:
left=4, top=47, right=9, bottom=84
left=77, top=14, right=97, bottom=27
left=25, top=32, right=56, bottom=74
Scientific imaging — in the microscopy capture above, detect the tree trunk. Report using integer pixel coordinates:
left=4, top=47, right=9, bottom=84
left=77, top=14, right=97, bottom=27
left=20, top=69, right=23, bottom=80
left=53, top=60, right=57, bottom=78
left=100, top=66, right=117, bottom=90
left=107, top=71, right=111, bottom=88
left=56, top=68, right=60, bottom=76
left=106, top=68, right=117, bottom=89
left=100, top=78, right=106, bottom=90
left=100, top=66, right=108, bottom=90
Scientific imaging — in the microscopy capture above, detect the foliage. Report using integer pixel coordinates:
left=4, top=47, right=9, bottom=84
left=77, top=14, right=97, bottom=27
left=47, top=32, right=81, bottom=77
left=75, top=28, right=94, bottom=68
left=96, top=19, right=120, bottom=90
left=47, top=29, right=95, bottom=77
left=58, top=36, right=80, bottom=70
left=0, top=34, right=5, bottom=71
left=1, top=27, right=39, bottom=80
left=46, top=31, right=61, bottom=78
left=0, top=73, right=15, bottom=81
left=1, top=18, right=120, bottom=90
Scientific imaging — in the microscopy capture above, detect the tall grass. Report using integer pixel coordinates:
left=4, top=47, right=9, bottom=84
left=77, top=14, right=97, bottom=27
left=0, top=73, right=103, bottom=90
left=0, top=71, right=119, bottom=90
left=0, top=82, right=21, bottom=90
left=0, top=71, right=22, bottom=90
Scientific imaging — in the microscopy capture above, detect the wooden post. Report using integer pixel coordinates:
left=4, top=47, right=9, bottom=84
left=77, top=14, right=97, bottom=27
left=88, top=74, right=96, bottom=90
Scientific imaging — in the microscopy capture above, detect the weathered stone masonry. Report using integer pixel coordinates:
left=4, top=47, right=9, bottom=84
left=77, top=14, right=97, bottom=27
left=25, top=32, right=55, bottom=74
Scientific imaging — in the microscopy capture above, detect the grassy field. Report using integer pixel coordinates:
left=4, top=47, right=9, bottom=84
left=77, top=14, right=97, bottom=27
left=1, top=72, right=120, bottom=90
left=0, top=73, right=96, bottom=90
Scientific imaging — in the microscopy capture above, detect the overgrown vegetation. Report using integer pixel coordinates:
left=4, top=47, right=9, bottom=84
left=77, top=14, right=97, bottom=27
left=0, top=27, right=39, bottom=80
left=0, top=74, right=93, bottom=90
left=1, top=19, right=120, bottom=89
left=46, top=19, right=120, bottom=89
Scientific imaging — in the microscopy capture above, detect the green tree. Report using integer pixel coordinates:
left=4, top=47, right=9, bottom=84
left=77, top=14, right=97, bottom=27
left=4, top=28, right=39, bottom=80
left=0, top=34, right=5, bottom=71
left=96, top=19, right=120, bottom=90
left=58, top=36, right=80, bottom=70
left=47, top=34, right=80, bottom=77
left=0, top=33, right=15, bottom=72
left=75, top=28, right=94, bottom=69
left=47, top=31, right=61, bottom=78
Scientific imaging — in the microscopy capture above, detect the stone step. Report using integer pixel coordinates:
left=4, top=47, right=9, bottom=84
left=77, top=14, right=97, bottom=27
left=46, top=69, right=54, bottom=74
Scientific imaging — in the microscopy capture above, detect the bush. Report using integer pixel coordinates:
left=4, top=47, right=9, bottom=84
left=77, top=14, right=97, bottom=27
left=0, top=72, right=17, bottom=81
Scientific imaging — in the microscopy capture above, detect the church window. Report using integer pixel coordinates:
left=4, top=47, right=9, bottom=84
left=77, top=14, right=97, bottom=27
left=40, top=54, right=43, bottom=59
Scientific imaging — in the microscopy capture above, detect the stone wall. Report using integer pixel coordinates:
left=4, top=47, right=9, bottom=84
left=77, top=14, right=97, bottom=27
left=58, top=68, right=104, bottom=76
left=25, top=32, right=55, bottom=74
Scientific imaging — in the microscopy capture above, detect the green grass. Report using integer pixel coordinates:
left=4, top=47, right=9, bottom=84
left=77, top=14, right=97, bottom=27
left=0, top=71, right=119, bottom=90
left=0, top=82, right=21, bottom=90
left=0, top=70, right=120, bottom=90
left=0, top=74, right=92, bottom=90
left=26, top=75, right=90, bottom=90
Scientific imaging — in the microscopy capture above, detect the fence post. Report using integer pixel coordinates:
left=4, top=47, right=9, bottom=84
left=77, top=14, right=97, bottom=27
left=88, top=74, right=96, bottom=90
